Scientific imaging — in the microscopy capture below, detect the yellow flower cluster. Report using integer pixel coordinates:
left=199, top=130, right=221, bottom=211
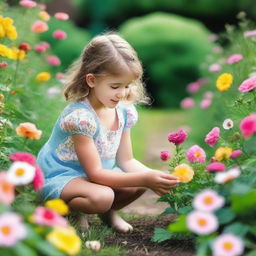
left=215, top=147, right=232, bottom=161
left=0, top=44, right=25, bottom=60
left=216, top=73, right=233, bottom=91
left=45, top=198, right=69, bottom=215
left=172, top=163, right=194, bottom=183
left=0, top=16, right=18, bottom=40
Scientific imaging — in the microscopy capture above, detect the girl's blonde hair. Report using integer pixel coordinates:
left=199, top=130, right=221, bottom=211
left=63, top=32, right=150, bottom=104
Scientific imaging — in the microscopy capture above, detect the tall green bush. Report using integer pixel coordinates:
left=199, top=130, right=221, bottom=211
left=119, top=12, right=212, bottom=107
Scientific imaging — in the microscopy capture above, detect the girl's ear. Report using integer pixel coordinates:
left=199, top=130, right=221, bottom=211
left=86, top=73, right=96, bottom=88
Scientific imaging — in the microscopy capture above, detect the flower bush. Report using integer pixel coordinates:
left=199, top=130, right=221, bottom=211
left=154, top=14, right=256, bottom=256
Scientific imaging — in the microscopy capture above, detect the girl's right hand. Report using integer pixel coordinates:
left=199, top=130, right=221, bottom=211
left=145, top=170, right=179, bottom=196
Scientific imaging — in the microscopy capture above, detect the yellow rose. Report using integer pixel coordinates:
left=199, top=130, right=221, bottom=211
left=45, top=198, right=69, bottom=215
left=172, top=163, right=194, bottom=183
left=36, top=72, right=51, bottom=82
left=47, top=226, right=81, bottom=255
left=216, top=73, right=233, bottom=91
left=215, top=147, right=232, bottom=161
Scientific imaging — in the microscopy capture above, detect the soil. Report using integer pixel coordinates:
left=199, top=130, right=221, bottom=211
left=104, top=215, right=195, bottom=256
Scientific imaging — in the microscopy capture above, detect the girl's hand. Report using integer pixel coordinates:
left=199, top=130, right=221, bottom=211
left=145, top=170, right=179, bottom=196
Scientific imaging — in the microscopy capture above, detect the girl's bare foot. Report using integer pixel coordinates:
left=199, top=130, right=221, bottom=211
left=99, top=210, right=133, bottom=233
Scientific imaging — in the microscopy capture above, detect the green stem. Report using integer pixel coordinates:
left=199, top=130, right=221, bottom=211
left=12, top=58, right=20, bottom=88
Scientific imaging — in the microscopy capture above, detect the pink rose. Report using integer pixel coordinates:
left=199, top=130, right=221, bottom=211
left=205, top=127, right=220, bottom=147
left=239, top=113, right=256, bottom=137
left=168, top=129, right=188, bottom=145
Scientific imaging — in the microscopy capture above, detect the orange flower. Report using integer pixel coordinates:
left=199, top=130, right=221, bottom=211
left=16, top=122, right=42, bottom=139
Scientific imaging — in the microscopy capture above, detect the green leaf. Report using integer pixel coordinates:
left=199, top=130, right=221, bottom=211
left=244, top=250, right=256, bottom=256
left=12, top=242, right=37, bottom=256
left=152, top=228, right=173, bottom=242
left=224, top=222, right=249, bottom=237
left=196, top=242, right=209, bottom=256
left=160, top=207, right=177, bottom=216
left=230, top=182, right=250, bottom=195
left=167, top=215, right=189, bottom=233
left=178, top=205, right=193, bottom=214
left=35, top=240, right=66, bottom=256
left=216, top=208, right=236, bottom=225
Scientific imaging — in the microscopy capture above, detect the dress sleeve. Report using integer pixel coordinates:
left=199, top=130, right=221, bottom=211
left=124, top=104, right=138, bottom=131
left=59, top=108, right=97, bottom=137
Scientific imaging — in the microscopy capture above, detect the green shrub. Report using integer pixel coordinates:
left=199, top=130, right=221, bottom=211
left=119, top=12, right=212, bottom=107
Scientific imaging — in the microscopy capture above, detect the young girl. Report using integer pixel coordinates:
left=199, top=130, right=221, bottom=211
left=37, top=33, right=179, bottom=233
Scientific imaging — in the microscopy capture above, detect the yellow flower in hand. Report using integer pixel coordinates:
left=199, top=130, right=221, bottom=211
left=47, top=226, right=81, bottom=255
left=172, top=163, right=194, bottom=183
left=214, top=147, right=232, bottom=161
left=216, top=73, right=233, bottom=91
left=45, top=198, right=69, bottom=215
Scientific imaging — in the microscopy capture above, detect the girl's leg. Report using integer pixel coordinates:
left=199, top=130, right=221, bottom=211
left=99, top=187, right=146, bottom=232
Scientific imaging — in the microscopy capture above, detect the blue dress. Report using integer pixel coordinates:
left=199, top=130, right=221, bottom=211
left=37, top=98, right=138, bottom=201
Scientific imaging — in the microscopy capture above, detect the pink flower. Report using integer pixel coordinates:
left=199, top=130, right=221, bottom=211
left=227, top=54, right=243, bottom=64
left=54, top=12, right=69, bottom=20
left=168, top=129, right=188, bottom=145
left=212, top=233, right=244, bottom=256
left=33, top=207, right=68, bottom=227
left=215, top=167, right=241, bottom=184
left=187, top=210, right=219, bottom=235
left=244, top=30, right=256, bottom=38
left=230, top=149, right=242, bottom=159
left=187, top=82, right=200, bottom=93
left=31, top=20, right=48, bottom=33
left=9, top=152, right=36, bottom=166
left=41, top=41, right=50, bottom=50
left=0, top=62, right=8, bottom=68
left=205, top=127, right=220, bottom=147
left=238, top=76, right=256, bottom=92
left=0, top=212, right=27, bottom=246
left=19, top=0, right=37, bottom=8
left=53, top=30, right=67, bottom=40
left=186, top=145, right=206, bottom=163
left=239, top=113, right=256, bottom=137
left=193, top=189, right=225, bottom=212
left=56, top=72, right=64, bottom=79
left=206, top=162, right=226, bottom=172
left=32, top=165, right=45, bottom=190
left=34, top=44, right=46, bottom=53
left=0, top=172, right=15, bottom=204
left=203, top=91, right=213, bottom=99
left=47, top=56, right=61, bottom=66
left=209, top=63, right=221, bottom=72
left=200, top=99, right=212, bottom=109
left=180, top=97, right=195, bottom=109
left=160, top=151, right=170, bottom=161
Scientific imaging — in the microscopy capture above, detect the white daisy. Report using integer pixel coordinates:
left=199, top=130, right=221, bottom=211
left=223, top=119, right=234, bottom=130
left=214, top=167, right=241, bottom=184
left=7, top=161, right=36, bottom=186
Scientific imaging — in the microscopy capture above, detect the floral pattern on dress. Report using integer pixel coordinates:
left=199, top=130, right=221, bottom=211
left=59, top=108, right=97, bottom=136
left=56, top=137, right=77, bottom=161
left=125, top=104, right=138, bottom=129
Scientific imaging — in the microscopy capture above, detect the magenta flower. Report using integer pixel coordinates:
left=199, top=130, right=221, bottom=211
left=226, top=54, right=243, bottom=64
left=34, top=44, right=46, bottom=53
left=239, top=113, right=256, bottom=137
left=238, top=76, right=256, bottom=92
left=9, top=152, right=36, bottom=166
left=0, top=212, right=27, bottom=246
left=180, top=97, right=195, bottom=109
left=47, top=56, right=61, bottom=66
left=186, top=145, right=206, bottom=163
left=186, top=82, right=200, bottom=93
left=160, top=151, right=170, bottom=161
left=200, top=99, right=212, bottom=109
left=32, top=165, right=45, bottom=190
left=244, top=30, right=256, bottom=37
left=31, top=20, right=48, bottom=33
left=209, top=63, right=221, bottom=73
left=19, top=0, right=37, bottom=8
left=230, top=149, right=242, bottom=159
left=205, top=127, right=220, bottom=147
left=168, top=129, right=188, bottom=145
left=33, top=207, right=68, bottom=227
left=206, top=162, right=226, bottom=172
left=54, top=12, right=69, bottom=20
left=53, top=30, right=67, bottom=40
left=0, top=62, right=8, bottom=68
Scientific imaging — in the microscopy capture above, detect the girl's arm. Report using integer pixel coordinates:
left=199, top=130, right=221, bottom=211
left=72, top=134, right=178, bottom=196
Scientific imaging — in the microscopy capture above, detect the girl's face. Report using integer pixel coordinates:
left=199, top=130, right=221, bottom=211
left=87, top=71, right=136, bottom=108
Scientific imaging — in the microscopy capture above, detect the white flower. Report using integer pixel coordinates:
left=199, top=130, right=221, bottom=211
left=47, top=87, right=61, bottom=98
left=215, top=167, right=241, bottom=184
left=193, top=189, right=225, bottom=212
left=212, top=233, right=244, bottom=256
left=7, top=161, right=36, bottom=185
left=85, top=240, right=101, bottom=251
left=223, top=119, right=234, bottom=130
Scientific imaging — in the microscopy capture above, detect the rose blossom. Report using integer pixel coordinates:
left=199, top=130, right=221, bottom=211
left=186, top=145, right=206, bottom=163
left=226, top=54, right=243, bottom=64
left=180, top=97, right=195, bottom=109
left=238, top=76, right=256, bottom=92
left=239, top=113, right=256, bottom=137
left=160, top=151, right=170, bottom=161
left=168, top=129, right=188, bottom=145
left=205, top=127, right=220, bottom=147
left=206, top=162, right=226, bottom=172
